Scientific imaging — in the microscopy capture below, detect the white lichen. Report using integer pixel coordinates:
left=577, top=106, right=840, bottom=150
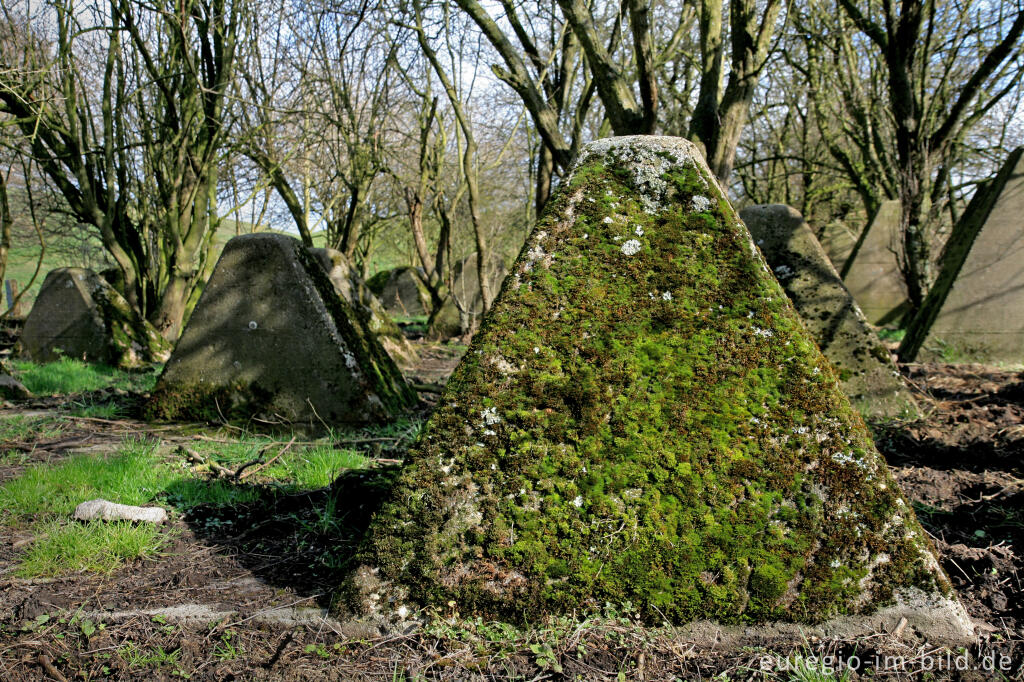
left=691, top=195, right=712, bottom=212
left=480, top=407, right=501, bottom=426
left=774, top=264, right=795, bottom=280
left=620, top=239, right=642, bottom=256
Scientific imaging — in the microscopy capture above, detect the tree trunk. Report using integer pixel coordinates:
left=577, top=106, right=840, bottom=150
left=0, top=170, right=10, bottom=290
left=536, top=145, right=554, bottom=216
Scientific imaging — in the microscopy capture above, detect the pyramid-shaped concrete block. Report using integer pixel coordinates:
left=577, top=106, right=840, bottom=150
left=740, top=205, right=919, bottom=419
left=902, top=148, right=1024, bottom=363
left=841, top=201, right=909, bottom=325
left=819, top=220, right=857, bottom=273
left=308, top=247, right=418, bottom=366
left=428, top=254, right=508, bottom=340
left=367, top=267, right=431, bottom=318
left=148, top=234, right=417, bottom=424
left=19, top=268, right=170, bottom=368
left=359, top=137, right=970, bottom=644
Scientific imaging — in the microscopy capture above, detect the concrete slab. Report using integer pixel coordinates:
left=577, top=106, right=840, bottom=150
left=902, top=148, right=1024, bottom=364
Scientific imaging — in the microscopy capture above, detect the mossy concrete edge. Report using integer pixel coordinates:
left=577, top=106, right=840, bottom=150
left=357, top=135, right=964, bottom=636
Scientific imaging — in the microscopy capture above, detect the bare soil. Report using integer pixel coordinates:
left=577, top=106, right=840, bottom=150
left=0, top=358, right=1022, bottom=680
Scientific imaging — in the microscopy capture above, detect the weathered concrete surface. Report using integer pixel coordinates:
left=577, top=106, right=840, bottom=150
left=901, top=149, right=1024, bottom=364
left=148, top=234, right=417, bottom=425
left=0, top=372, right=31, bottom=400
left=839, top=201, right=909, bottom=325
left=357, top=136, right=970, bottom=643
left=741, top=204, right=919, bottom=418
left=74, top=499, right=168, bottom=524
left=819, top=220, right=857, bottom=273
left=308, top=248, right=417, bottom=366
left=367, top=267, right=431, bottom=319
left=18, top=268, right=170, bottom=368
left=427, top=255, right=508, bottom=340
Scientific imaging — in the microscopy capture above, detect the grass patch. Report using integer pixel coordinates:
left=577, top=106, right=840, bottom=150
left=263, top=445, right=368, bottom=490
left=162, top=478, right=261, bottom=508
left=68, top=399, right=125, bottom=419
left=0, top=414, right=66, bottom=442
left=16, top=519, right=168, bottom=577
left=117, top=641, right=188, bottom=676
left=875, top=327, right=906, bottom=342
left=12, top=357, right=160, bottom=395
left=0, top=437, right=173, bottom=520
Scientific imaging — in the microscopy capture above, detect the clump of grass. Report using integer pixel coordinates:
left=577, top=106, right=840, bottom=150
left=0, top=437, right=172, bottom=520
left=0, top=414, right=66, bottom=442
left=68, top=399, right=125, bottom=419
left=264, top=445, right=368, bottom=490
left=13, top=357, right=159, bottom=395
left=16, top=519, right=168, bottom=577
left=161, top=478, right=261, bottom=509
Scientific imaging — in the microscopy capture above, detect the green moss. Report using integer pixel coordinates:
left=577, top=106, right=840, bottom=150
left=142, top=381, right=265, bottom=423
left=361, top=140, right=945, bottom=626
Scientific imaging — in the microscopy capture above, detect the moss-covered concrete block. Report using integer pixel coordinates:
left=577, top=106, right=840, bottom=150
left=309, top=248, right=418, bottom=367
left=357, top=137, right=970, bottom=643
left=148, top=233, right=417, bottom=425
left=741, top=205, right=919, bottom=419
left=902, top=147, right=1024, bottom=363
left=19, top=268, right=170, bottom=369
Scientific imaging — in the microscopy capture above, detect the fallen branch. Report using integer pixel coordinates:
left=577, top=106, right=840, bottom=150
left=177, top=446, right=234, bottom=478
left=236, top=437, right=296, bottom=481
left=36, top=654, right=66, bottom=682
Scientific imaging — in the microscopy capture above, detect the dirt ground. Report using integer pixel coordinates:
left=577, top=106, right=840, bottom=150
left=0, top=355, right=1022, bottom=680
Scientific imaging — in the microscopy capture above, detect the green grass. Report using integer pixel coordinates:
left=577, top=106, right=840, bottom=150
left=16, top=519, right=167, bottom=577
left=161, top=478, right=261, bottom=508
left=0, top=438, right=179, bottom=577
left=12, top=358, right=160, bottom=395
left=68, top=398, right=126, bottom=419
left=0, top=422, right=388, bottom=578
left=0, top=414, right=65, bottom=442
left=262, top=445, right=368, bottom=489
left=0, top=437, right=173, bottom=520
left=117, top=641, right=186, bottom=674
left=875, top=327, right=905, bottom=342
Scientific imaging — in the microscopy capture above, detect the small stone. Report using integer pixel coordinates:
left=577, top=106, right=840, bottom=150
left=74, top=499, right=167, bottom=524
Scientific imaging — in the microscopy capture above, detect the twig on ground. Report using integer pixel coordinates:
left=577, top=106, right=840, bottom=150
left=36, top=654, right=66, bottom=682
left=178, top=446, right=235, bottom=478
left=236, top=437, right=296, bottom=480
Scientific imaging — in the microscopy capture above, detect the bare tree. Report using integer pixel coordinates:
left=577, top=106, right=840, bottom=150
left=0, top=0, right=242, bottom=339
left=831, top=0, right=1024, bottom=315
